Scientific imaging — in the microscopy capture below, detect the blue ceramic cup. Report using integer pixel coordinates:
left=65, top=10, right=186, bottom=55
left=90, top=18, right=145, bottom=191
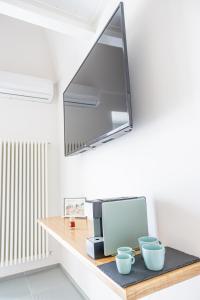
left=142, top=244, right=165, bottom=271
left=117, top=247, right=136, bottom=257
left=138, top=236, right=160, bottom=256
left=116, top=253, right=135, bottom=274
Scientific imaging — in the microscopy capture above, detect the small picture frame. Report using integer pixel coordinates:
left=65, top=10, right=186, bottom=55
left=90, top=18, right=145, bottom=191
left=64, top=197, right=86, bottom=218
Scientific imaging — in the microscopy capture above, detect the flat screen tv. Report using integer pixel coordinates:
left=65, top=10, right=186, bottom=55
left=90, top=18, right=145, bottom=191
left=63, top=2, right=132, bottom=156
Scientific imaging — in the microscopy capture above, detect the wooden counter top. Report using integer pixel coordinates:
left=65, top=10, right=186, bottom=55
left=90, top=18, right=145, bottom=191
left=38, top=217, right=200, bottom=300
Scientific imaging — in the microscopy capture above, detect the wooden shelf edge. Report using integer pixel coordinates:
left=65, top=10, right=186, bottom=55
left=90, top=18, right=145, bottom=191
left=126, top=261, right=200, bottom=299
left=38, top=217, right=200, bottom=300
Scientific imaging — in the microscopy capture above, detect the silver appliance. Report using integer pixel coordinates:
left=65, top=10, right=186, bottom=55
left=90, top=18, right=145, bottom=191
left=86, top=197, right=148, bottom=259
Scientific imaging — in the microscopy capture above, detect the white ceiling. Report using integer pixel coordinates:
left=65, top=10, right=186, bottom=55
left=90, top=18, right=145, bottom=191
left=0, top=0, right=119, bottom=39
left=24, top=0, right=109, bottom=26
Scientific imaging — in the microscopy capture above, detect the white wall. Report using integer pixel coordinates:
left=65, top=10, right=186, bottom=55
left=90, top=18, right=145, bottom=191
left=59, top=0, right=200, bottom=299
left=0, top=14, right=55, bottom=80
left=0, top=15, right=61, bottom=278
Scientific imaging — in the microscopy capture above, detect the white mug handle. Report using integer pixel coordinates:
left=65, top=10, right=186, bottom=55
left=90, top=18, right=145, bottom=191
left=131, top=256, right=135, bottom=265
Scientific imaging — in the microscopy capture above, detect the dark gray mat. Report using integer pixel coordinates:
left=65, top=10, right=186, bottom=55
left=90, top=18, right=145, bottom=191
left=98, top=247, right=200, bottom=288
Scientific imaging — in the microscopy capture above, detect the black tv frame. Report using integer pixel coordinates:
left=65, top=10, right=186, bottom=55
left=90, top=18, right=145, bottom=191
left=63, top=2, right=132, bottom=156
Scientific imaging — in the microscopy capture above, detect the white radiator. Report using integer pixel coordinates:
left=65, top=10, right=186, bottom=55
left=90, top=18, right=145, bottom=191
left=0, top=141, right=49, bottom=266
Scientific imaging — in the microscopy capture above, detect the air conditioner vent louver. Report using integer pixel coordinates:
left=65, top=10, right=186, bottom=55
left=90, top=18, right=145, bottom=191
left=0, top=71, right=54, bottom=103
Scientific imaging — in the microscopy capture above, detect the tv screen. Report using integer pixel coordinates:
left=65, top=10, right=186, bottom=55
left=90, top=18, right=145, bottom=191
left=63, top=3, right=132, bottom=156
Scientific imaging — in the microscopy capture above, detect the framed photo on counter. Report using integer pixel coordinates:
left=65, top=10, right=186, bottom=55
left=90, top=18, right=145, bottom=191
left=64, top=197, right=86, bottom=218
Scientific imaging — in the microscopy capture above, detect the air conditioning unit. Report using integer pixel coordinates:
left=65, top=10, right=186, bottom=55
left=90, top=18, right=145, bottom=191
left=0, top=71, right=54, bottom=103
left=63, top=83, right=99, bottom=107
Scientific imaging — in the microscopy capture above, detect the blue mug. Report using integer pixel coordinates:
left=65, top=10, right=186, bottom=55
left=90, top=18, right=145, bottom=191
left=116, top=253, right=135, bottom=274
left=138, top=236, right=160, bottom=257
left=117, top=246, right=136, bottom=257
left=142, top=244, right=165, bottom=271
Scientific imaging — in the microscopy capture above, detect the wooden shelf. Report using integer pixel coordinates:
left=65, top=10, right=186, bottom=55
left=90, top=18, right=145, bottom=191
left=38, top=217, right=200, bottom=300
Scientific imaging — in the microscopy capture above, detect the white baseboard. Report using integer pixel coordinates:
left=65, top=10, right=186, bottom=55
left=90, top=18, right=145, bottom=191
left=0, top=263, right=59, bottom=282
left=0, top=255, right=59, bottom=279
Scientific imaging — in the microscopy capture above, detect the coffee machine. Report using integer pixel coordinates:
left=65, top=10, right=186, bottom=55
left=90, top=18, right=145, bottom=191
left=85, top=197, right=148, bottom=259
